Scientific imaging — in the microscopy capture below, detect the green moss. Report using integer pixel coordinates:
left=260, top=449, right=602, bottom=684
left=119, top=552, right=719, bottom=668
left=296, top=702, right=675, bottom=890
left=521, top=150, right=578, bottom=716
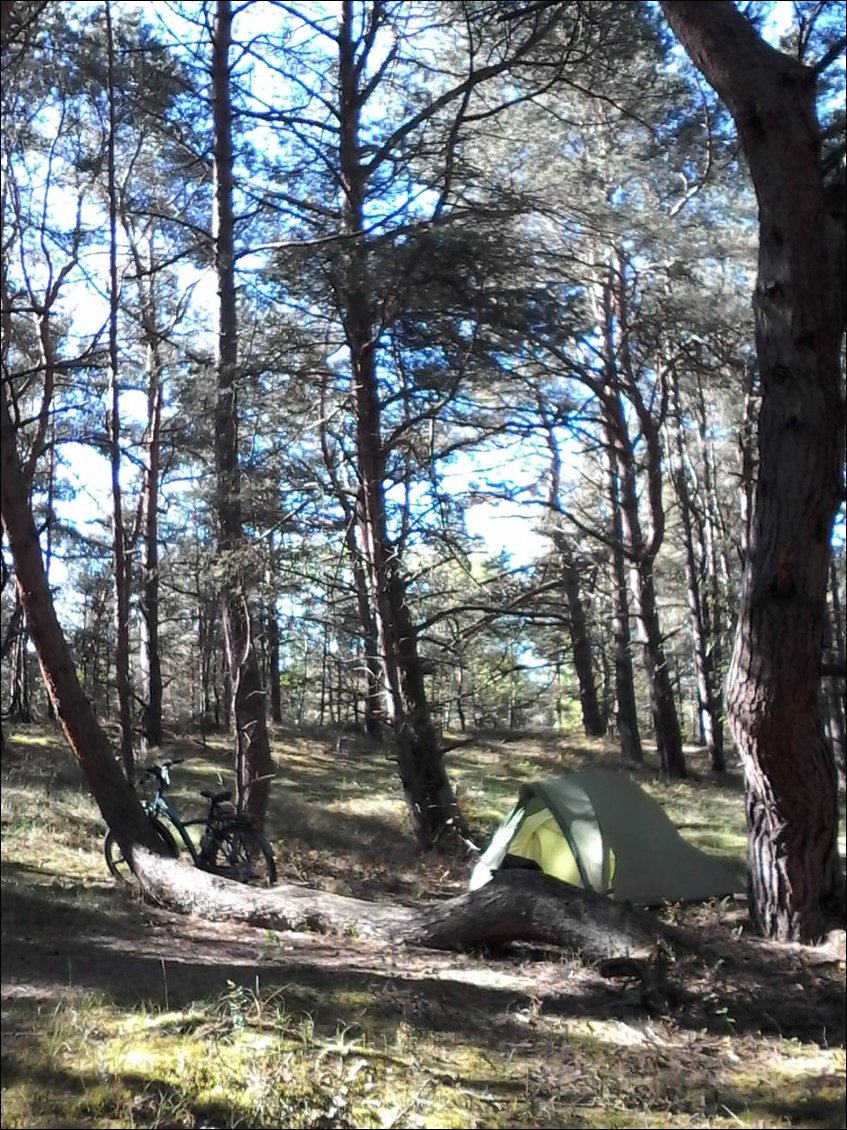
left=720, top=1056, right=847, bottom=1130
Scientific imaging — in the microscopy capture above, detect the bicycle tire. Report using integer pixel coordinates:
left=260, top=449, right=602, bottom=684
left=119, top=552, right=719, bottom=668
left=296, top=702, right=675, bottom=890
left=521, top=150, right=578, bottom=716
left=203, top=824, right=276, bottom=887
left=104, top=817, right=180, bottom=881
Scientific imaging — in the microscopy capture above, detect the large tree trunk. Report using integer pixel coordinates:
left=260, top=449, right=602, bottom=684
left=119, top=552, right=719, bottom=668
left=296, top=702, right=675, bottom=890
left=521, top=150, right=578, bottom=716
left=336, top=1, right=463, bottom=845
left=211, top=0, right=273, bottom=824
left=661, top=1, right=845, bottom=942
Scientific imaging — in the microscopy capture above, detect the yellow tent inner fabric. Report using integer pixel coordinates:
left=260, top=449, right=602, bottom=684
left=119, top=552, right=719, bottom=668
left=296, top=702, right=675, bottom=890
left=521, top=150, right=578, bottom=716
left=507, top=806, right=616, bottom=892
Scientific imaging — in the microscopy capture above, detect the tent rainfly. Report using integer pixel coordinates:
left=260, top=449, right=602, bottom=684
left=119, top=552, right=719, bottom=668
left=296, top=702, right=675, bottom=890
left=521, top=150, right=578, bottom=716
left=469, top=768, right=744, bottom=905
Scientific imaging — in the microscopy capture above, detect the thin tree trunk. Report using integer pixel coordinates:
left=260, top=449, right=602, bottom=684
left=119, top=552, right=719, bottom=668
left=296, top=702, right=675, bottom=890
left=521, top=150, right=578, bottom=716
left=694, top=372, right=728, bottom=764
left=631, top=555, right=686, bottom=778
left=7, top=589, right=31, bottom=722
left=139, top=358, right=164, bottom=752
left=39, top=422, right=58, bottom=723
left=122, top=231, right=166, bottom=754
left=105, top=0, right=134, bottom=780
left=347, top=513, right=383, bottom=739
left=669, top=372, right=725, bottom=771
left=263, top=531, right=283, bottom=726
left=825, top=558, right=846, bottom=774
left=198, top=588, right=217, bottom=729
left=266, top=602, right=282, bottom=726
left=318, top=407, right=383, bottom=740
left=662, top=0, right=845, bottom=941
left=555, top=534, right=606, bottom=737
left=607, top=458, right=643, bottom=765
left=674, top=460, right=713, bottom=753
left=211, top=0, right=273, bottom=824
left=584, top=256, right=653, bottom=768
left=540, top=405, right=606, bottom=737
left=604, top=269, right=685, bottom=779
left=738, top=365, right=758, bottom=571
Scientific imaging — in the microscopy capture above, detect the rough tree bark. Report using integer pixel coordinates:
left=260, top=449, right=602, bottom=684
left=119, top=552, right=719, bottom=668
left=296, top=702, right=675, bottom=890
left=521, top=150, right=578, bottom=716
left=211, top=0, right=273, bottom=823
left=129, top=858, right=669, bottom=970
left=661, top=0, right=846, bottom=941
left=737, top=363, right=758, bottom=568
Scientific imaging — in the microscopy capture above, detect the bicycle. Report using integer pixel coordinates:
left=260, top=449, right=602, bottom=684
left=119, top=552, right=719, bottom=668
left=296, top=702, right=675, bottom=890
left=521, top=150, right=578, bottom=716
left=104, top=758, right=276, bottom=887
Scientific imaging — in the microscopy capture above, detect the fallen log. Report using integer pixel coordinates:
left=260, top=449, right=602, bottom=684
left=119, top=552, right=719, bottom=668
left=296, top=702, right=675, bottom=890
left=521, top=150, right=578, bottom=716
left=133, top=850, right=671, bottom=964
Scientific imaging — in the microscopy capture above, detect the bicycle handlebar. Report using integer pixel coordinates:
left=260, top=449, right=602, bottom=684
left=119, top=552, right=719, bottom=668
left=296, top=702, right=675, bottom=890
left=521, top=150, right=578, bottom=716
left=141, top=758, right=185, bottom=788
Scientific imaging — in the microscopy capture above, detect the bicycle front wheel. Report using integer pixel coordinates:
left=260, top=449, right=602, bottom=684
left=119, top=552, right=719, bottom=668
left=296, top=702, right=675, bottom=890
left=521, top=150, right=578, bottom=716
left=104, top=817, right=179, bottom=882
left=204, top=825, right=276, bottom=887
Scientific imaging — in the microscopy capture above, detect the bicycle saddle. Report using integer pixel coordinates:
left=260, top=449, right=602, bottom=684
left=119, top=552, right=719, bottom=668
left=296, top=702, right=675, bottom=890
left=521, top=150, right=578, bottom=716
left=201, top=788, right=233, bottom=805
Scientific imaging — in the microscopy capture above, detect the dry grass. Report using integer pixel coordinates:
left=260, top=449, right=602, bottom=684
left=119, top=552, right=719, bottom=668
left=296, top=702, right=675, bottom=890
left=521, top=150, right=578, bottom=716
left=1, top=723, right=845, bottom=1129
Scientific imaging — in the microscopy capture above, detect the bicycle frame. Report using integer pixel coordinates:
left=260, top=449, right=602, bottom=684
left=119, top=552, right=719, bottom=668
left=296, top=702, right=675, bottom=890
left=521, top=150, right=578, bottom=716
left=138, top=761, right=234, bottom=866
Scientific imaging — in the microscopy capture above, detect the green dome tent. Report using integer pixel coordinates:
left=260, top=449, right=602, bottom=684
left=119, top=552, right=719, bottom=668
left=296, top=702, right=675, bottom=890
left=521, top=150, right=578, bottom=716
left=469, top=768, right=744, bottom=905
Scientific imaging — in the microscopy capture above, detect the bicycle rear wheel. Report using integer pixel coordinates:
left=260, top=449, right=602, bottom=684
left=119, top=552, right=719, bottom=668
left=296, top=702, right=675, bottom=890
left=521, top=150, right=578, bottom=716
left=104, top=817, right=179, bottom=881
left=204, top=824, right=276, bottom=887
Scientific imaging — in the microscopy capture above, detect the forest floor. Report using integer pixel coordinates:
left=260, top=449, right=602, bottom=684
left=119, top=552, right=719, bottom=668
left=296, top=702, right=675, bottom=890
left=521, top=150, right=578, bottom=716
left=1, top=724, right=845, bottom=1130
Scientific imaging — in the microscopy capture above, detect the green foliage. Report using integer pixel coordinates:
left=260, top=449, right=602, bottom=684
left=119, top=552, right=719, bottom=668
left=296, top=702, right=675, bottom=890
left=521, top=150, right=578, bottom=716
left=0, top=0, right=764, bottom=751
